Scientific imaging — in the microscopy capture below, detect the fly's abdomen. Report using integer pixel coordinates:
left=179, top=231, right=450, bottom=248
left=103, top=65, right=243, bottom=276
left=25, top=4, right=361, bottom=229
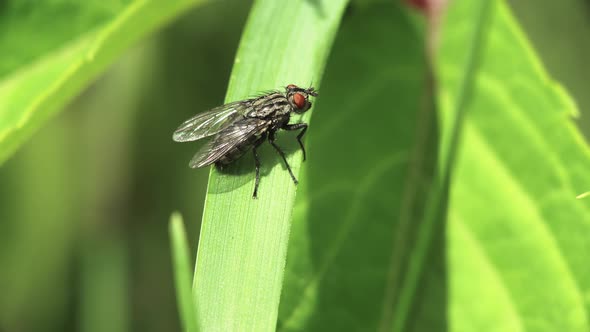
left=215, top=134, right=258, bottom=166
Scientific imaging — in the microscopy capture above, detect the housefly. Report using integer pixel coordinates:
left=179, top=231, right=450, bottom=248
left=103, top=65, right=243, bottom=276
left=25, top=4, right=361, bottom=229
left=173, top=84, right=318, bottom=198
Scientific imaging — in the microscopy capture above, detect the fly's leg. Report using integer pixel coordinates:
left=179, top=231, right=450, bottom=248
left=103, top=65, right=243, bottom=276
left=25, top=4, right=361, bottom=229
left=282, top=123, right=308, bottom=161
left=252, top=134, right=267, bottom=199
left=268, top=131, right=298, bottom=185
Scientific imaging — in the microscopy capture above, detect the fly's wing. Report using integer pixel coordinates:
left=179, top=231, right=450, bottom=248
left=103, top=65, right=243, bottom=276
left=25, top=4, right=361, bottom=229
left=189, top=118, right=269, bottom=168
left=172, top=100, right=252, bottom=142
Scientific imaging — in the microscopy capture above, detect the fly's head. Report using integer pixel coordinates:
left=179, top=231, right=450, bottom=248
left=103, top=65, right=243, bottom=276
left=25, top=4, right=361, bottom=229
left=286, top=84, right=318, bottom=114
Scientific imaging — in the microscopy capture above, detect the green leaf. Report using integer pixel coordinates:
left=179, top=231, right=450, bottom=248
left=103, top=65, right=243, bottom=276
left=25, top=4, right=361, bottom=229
left=169, top=212, right=199, bottom=332
left=278, top=3, right=436, bottom=330
left=279, top=0, right=590, bottom=331
left=192, top=0, right=349, bottom=330
left=439, top=0, right=590, bottom=331
left=391, top=1, right=495, bottom=331
left=0, top=0, right=207, bottom=165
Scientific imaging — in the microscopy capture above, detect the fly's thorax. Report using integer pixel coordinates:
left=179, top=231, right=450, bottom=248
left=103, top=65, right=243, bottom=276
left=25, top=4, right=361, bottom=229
left=265, top=114, right=289, bottom=133
left=247, top=93, right=291, bottom=118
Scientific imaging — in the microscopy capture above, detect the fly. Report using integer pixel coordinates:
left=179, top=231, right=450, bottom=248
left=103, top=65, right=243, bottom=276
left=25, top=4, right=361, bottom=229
left=172, top=84, right=318, bottom=198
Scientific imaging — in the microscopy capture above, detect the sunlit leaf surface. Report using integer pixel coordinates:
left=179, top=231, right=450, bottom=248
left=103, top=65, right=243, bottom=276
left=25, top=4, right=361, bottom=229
left=442, top=1, right=590, bottom=331
left=0, top=0, right=207, bottom=165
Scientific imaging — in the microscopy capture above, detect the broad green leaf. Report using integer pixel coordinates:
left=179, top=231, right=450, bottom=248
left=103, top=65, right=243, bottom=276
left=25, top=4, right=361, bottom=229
left=0, top=0, right=207, bottom=165
left=169, top=213, right=199, bottom=332
left=279, top=0, right=590, bottom=331
left=193, top=0, right=348, bottom=330
left=279, top=3, right=437, bottom=330
left=391, top=1, right=495, bottom=331
left=439, top=0, right=590, bottom=331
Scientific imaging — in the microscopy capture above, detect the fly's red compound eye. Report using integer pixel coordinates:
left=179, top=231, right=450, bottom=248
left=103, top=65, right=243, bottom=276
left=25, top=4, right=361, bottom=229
left=293, top=93, right=306, bottom=109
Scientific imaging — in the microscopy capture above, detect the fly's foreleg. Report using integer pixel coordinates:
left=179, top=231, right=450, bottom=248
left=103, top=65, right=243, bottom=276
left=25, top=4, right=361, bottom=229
left=252, top=134, right=267, bottom=198
left=269, top=131, right=298, bottom=185
left=282, top=123, right=308, bottom=161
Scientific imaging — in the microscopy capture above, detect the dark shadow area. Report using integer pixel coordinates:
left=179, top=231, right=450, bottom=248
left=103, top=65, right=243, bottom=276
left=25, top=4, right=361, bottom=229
left=207, top=132, right=303, bottom=195
left=306, top=0, right=327, bottom=18
left=278, top=2, right=448, bottom=331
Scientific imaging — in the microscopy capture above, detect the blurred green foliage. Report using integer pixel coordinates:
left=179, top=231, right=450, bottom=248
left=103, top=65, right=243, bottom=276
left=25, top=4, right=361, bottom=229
left=0, top=1, right=251, bottom=330
left=0, top=0, right=129, bottom=75
left=508, top=0, right=590, bottom=134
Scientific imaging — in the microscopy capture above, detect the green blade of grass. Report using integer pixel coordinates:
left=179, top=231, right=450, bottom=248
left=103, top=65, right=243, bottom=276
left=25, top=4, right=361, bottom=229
left=169, top=212, right=199, bottom=332
left=0, top=0, right=208, bottom=166
left=192, top=0, right=349, bottom=330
